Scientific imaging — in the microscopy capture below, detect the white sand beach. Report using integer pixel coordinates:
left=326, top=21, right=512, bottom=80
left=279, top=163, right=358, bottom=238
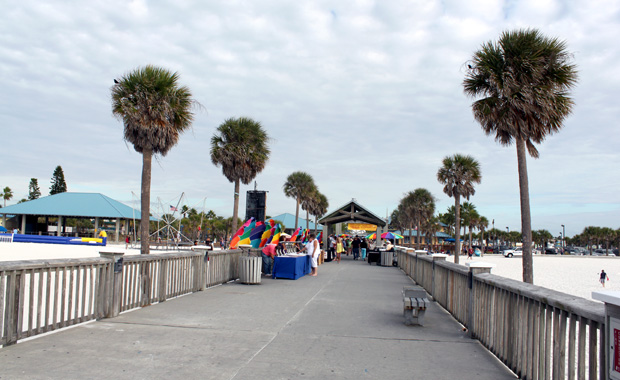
left=447, top=254, right=620, bottom=301
left=0, top=242, right=617, bottom=302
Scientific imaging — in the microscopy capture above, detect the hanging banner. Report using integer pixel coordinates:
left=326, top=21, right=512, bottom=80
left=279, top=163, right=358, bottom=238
left=348, top=223, right=376, bottom=231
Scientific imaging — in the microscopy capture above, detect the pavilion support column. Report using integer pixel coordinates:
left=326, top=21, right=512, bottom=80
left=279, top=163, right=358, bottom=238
left=323, top=224, right=330, bottom=251
left=21, top=215, right=26, bottom=234
left=115, top=219, right=120, bottom=242
left=57, top=216, right=62, bottom=236
left=2, top=214, right=6, bottom=228
left=95, top=217, right=99, bottom=238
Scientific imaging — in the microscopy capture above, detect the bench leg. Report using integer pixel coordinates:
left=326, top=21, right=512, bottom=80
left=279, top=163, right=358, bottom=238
left=403, top=308, right=426, bottom=326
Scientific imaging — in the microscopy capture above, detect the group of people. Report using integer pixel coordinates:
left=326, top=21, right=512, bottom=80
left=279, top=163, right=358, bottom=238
left=260, top=233, right=322, bottom=277
left=326, top=235, right=384, bottom=263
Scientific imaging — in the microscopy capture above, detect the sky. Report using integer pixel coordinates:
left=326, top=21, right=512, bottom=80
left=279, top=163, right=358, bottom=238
left=1, top=0, right=619, bottom=237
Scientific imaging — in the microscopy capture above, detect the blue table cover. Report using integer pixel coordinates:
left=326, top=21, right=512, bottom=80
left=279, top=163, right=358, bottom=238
left=272, top=255, right=311, bottom=280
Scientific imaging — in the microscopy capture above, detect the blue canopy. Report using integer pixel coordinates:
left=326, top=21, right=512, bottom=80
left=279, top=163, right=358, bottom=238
left=444, top=238, right=463, bottom=242
left=0, top=226, right=7, bottom=232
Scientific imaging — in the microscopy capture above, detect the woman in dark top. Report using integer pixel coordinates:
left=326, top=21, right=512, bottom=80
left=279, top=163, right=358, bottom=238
left=360, top=238, right=368, bottom=261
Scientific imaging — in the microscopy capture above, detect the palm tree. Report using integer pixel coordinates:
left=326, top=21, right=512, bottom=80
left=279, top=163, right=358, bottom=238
left=437, top=154, right=481, bottom=264
left=301, top=186, right=319, bottom=231
left=478, top=216, right=489, bottom=253
left=112, top=65, right=195, bottom=254
left=2, top=187, right=13, bottom=207
left=310, top=192, right=329, bottom=237
left=422, top=216, right=440, bottom=251
left=210, top=117, right=271, bottom=234
left=283, top=172, right=316, bottom=231
left=464, top=29, right=577, bottom=283
left=402, top=189, right=436, bottom=250
left=460, top=202, right=478, bottom=250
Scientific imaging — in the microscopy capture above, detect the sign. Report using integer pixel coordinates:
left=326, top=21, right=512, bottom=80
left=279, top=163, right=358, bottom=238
left=611, top=317, right=620, bottom=380
left=348, top=223, right=376, bottom=231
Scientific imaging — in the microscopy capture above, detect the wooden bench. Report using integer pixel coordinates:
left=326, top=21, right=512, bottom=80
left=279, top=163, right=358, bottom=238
left=402, top=286, right=429, bottom=326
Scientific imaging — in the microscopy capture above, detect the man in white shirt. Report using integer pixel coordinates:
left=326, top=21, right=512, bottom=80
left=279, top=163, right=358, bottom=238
left=300, top=233, right=320, bottom=276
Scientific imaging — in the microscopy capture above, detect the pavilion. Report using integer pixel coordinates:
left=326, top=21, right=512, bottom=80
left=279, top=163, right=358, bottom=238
left=318, top=199, right=387, bottom=250
left=0, top=192, right=146, bottom=242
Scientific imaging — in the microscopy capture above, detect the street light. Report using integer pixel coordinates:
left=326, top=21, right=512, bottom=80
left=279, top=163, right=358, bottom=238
left=561, top=224, right=565, bottom=249
left=506, top=227, right=509, bottom=233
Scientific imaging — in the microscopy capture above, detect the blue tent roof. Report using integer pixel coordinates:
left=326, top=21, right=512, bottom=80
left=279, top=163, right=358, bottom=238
left=0, top=193, right=147, bottom=219
left=270, top=213, right=323, bottom=231
left=394, top=230, right=452, bottom=239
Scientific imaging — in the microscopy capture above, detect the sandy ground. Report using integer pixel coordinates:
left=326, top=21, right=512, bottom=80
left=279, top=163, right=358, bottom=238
left=0, top=242, right=617, bottom=302
left=446, top=253, right=620, bottom=302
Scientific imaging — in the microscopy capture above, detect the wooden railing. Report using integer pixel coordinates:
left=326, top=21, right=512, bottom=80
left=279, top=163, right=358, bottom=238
left=0, top=249, right=242, bottom=347
left=396, top=247, right=606, bottom=380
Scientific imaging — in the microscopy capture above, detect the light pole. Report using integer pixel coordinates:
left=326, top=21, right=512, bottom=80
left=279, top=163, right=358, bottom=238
left=506, top=227, right=509, bottom=246
left=561, top=224, right=565, bottom=249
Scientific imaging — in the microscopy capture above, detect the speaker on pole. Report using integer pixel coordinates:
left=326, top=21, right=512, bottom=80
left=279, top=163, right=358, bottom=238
left=245, top=190, right=267, bottom=222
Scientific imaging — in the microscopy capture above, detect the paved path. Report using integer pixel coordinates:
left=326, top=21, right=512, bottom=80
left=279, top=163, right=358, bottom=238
left=0, top=255, right=515, bottom=379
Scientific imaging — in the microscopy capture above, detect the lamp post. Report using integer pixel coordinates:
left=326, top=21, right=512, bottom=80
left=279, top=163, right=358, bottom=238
left=561, top=224, right=565, bottom=249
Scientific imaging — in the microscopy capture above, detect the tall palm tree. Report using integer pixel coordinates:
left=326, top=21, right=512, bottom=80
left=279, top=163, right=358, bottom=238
left=283, top=172, right=316, bottom=231
left=478, top=216, right=489, bottom=253
left=403, top=188, right=436, bottom=250
left=2, top=187, right=13, bottom=207
left=310, top=192, right=329, bottom=237
left=422, top=216, right=440, bottom=251
left=437, top=154, right=481, bottom=264
left=112, top=65, right=195, bottom=254
left=211, top=117, right=271, bottom=234
left=464, top=28, right=577, bottom=283
left=301, top=186, right=319, bottom=231
left=460, top=202, right=477, bottom=250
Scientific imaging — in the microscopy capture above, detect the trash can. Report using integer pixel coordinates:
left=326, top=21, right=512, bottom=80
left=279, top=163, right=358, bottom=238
left=381, top=250, right=394, bottom=266
left=239, top=251, right=262, bottom=285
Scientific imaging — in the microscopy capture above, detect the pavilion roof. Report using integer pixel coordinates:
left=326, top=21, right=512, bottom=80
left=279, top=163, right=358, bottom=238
left=0, top=192, right=145, bottom=219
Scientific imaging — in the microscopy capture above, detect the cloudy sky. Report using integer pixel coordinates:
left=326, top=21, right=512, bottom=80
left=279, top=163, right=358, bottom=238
left=1, top=0, right=619, bottom=237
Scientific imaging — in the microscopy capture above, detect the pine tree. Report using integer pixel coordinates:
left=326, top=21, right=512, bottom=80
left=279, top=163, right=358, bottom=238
left=28, top=178, right=41, bottom=200
left=50, top=166, right=67, bottom=195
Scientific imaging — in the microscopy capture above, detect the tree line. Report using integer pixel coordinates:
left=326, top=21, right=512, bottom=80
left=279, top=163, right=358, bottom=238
left=1, top=165, right=67, bottom=207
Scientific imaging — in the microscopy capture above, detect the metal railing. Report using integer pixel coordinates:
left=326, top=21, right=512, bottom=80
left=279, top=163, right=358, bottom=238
left=0, top=249, right=243, bottom=347
left=396, top=247, right=606, bottom=380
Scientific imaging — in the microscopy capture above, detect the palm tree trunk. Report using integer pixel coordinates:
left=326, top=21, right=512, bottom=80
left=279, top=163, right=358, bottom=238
left=232, top=179, right=240, bottom=234
left=306, top=209, right=309, bottom=231
left=516, top=138, right=533, bottom=284
left=314, top=215, right=318, bottom=236
left=454, top=194, right=461, bottom=264
left=294, top=198, right=300, bottom=230
left=416, top=223, right=421, bottom=250
left=140, top=149, right=152, bottom=255
left=469, top=226, right=473, bottom=252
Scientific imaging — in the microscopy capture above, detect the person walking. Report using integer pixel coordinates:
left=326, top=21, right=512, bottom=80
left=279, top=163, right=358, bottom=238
left=335, top=237, right=344, bottom=264
left=360, top=238, right=368, bottom=261
left=352, top=236, right=361, bottom=260
left=327, top=234, right=336, bottom=262
left=600, top=270, right=610, bottom=287
left=299, top=233, right=320, bottom=276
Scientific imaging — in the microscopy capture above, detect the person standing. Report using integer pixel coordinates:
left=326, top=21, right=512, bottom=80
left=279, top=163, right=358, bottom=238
left=328, top=235, right=336, bottom=262
left=300, top=233, right=320, bottom=276
left=600, top=270, right=610, bottom=287
left=360, top=238, right=368, bottom=261
left=262, top=238, right=279, bottom=276
left=125, top=235, right=130, bottom=249
left=352, top=236, right=361, bottom=260
left=335, top=237, right=344, bottom=264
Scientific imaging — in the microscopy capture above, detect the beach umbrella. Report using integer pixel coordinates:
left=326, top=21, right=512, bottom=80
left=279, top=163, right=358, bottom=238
left=339, top=234, right=349, bottom=237
left=381, top=232, right=404, bottom=240
left=0, top=226, right=7, bottom=232
left=366, top=233, right=376, bottom=239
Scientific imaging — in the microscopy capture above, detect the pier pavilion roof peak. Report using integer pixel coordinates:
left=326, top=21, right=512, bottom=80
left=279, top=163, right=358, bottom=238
left=319, top=199, right=386, bottom=227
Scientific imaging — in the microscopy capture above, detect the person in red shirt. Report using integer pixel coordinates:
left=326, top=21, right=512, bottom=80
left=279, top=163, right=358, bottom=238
left=262, top=238, right=279, bottom=275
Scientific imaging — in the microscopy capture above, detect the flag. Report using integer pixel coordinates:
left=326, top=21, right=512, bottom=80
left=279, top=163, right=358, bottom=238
left=268, top=224, right=282, bottom=245
left=229, top=217, right=255, bottom=249
left=170, top=205, right=178, bottom=212
left=290, top=227, right=301, bottom=242
left=317, top=231, right=322, bottom=243
left=237, top=220, right=257, bottom=246
left=259, top=225, right=273, bottom=248
left=250, top=222, right=266, bottom=248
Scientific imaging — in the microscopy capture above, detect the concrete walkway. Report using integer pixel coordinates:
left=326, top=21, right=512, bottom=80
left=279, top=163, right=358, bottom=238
left=0, top=255, right=516, bottom=380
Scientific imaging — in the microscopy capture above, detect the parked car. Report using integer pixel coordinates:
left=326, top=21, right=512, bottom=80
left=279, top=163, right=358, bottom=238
left=544, top=247, right=558, bottom=255
left=503, top=247, right=522, bottom=258
left=592, top=249, right=616, bottom=256
left=493, top=245, right=512, bottom=254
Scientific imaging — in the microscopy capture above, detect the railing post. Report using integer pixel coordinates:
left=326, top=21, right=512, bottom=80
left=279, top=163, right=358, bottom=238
left=430, top=254, right=447, bottom=299
left=99, top=251, right=124, bottom=318
left=592, top=291, right=620, bottom=380
left=466, top=262, right=494, bottom=338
